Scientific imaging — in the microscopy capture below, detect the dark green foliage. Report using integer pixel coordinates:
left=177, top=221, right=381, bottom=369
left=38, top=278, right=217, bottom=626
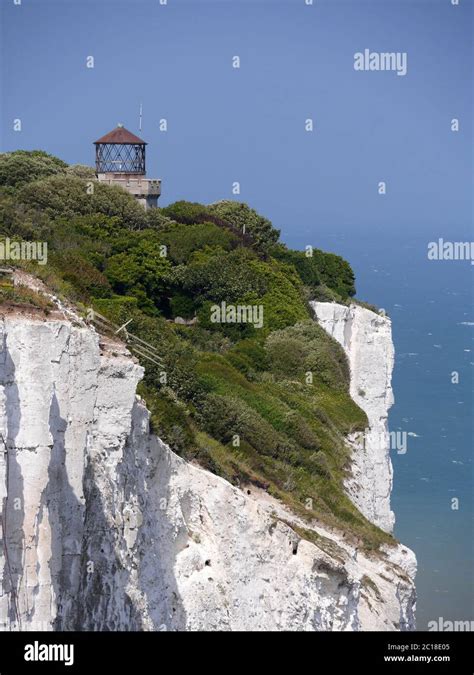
left=0, top=149, right=393, bottom=550
left=179, top=247, right=267, bottom=304
left=311, top=249, right=355, bottom=298
left=270, top=245, right=321, bottom=287
left=196, top=300, right=257, bottom=340
left=271, top=243, right=356, bottom=299
left=158, top=221, right=238, bottom=264
left=265, top=320, right=350, bottom=390
left=19, top=174, right=149, bottom=230
left=0, top=150, right=67, bottom=189
left=104, top=238, right=172, bottom=314
left=145, top=208, right=177, bottom=230
left=138, top=383, right=195, bottom=456
left=226, top=338, right=269, bottom=377
left=208, top=200, right=280, bottom=253
left=160, top=200, right=210, bottom=224
left=52, top=251, right=112, bottom=300
left=170, top=293, right=196, bottom=319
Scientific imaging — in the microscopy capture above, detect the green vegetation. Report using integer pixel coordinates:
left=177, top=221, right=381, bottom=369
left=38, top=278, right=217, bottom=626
left=0, top=149, right=392, bottom=550
left=0, top=283, right=54, bottom=312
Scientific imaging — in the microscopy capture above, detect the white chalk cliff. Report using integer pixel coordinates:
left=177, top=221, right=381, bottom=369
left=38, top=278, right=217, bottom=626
left=311, top=301, right=396, bottom=533
left=0, top=301, right=416, bottom=632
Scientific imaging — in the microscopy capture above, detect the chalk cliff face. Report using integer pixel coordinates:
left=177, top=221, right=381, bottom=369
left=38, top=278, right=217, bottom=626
left=311, top=302, right=396, bottom=533
left=0, top=309, right=416, bottom=632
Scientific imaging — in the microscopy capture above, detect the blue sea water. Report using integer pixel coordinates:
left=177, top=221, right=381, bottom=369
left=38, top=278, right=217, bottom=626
left=287, top=230, right=473, bottom=630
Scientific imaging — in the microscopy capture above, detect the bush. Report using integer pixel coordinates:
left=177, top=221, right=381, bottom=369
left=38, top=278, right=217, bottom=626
left=265, top=335, right=308, bottom=377
left=19, top=175, right=149, bottom=230
left=196, top=393, right=294, bottom=460
left=208, top=200, right=280, bottom=253
left=52, top=251, right=112, bottom=300
left=271, top=243, right=356, bottom=300
left=160, top=200, right=210, bottom=224
left=248, top=259, right=309, bottom=333
left=226, top=338, right=269, bottom=376
left=311, top=249, right=355, bottom=298
left=0, top=150, right=67, bottom=189
left=265, top=320, right=350, bottom=389
left=179, top=247, right=267, bottom=305
left=66, top=164, right=96, bottom=180
left=158, top=221, right=238, bottom=264
left=170, top=293, right=196, bottom=319
left=197, top=299, right=257, bottom=340
left=139, top=383, right=195, bottom=457
left=105, top=249, right=171, bottom=314
left=270, top=245, right=321, bottom=288
left=146, top=208, right=177, bottom=230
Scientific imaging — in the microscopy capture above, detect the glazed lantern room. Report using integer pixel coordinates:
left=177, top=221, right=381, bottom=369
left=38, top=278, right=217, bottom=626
left=94, top=124, right=147, bottom=175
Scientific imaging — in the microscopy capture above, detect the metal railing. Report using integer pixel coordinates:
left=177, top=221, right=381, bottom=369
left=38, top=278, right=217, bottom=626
left=86, top=308, right=164, bottom=368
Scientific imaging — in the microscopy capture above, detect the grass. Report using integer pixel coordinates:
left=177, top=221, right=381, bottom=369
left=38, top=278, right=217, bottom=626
left=183, top=348, right=392, bottom=551
left=0, top=284, right=54, bottom=312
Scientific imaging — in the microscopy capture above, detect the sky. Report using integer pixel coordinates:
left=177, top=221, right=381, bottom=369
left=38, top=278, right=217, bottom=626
left=1, top=0, right=473, bottom=629
left=1, top=0, right=472, bottom=240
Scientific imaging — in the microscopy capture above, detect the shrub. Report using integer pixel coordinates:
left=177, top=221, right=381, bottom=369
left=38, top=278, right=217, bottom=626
left=311, top=249, right=355, bottom=298
left=52, top=251, right=112, bottom=300
left=196, top=393, right=294, bottom=460
left=158, top=221, right=238, bottom=264
left=208, top=200, right=280, bottom=253
left=66, top=164, right=96, bottom=180
left=179, top=247, right=267, bottom=305
left=0, top=150, right=67, bottom=189
left=265, top=320, right=350, bottom=389
left=226, top=338, right=269, bottom=376
left=19, top=175, right=149, bottom=230
left=104, top=238, right=172, bottom=313
left=248, top=259, right=309, bottom=333
left=265, top=335, right=308, bottom=377
left=170, top=293, right=196, bottom=319
left=270, top=245, right=321, bottom=288
left=197, top=299, right=257, bottom=340
left=271, top=243, right=356, bottom=300
left=139, top=383, right=195, bottom=457
left=160, top=200, right=210, bottom=224
left=146, top=208, right=177, bottom=230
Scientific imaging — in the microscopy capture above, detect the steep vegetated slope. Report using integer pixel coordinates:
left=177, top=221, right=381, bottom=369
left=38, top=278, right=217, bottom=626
left=0, top=150, right=394, bottom=556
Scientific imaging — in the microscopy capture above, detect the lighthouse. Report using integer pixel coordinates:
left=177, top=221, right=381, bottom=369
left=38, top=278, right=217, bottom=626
left=94, top=124, right=161, bottom=209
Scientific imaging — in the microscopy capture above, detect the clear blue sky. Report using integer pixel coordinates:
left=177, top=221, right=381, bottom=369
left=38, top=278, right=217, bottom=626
left=1, top=0, right=472, bottom=241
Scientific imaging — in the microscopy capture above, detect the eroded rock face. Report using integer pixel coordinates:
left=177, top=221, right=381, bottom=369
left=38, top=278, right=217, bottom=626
left=311, top=302, right=396, bottom=533
left=0, top=313, right=416, bottom=631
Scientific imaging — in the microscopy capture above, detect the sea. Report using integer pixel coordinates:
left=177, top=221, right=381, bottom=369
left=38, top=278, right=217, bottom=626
left=287, top=229, right=473, bottom=630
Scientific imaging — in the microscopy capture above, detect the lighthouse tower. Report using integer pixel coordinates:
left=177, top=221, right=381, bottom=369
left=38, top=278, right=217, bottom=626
left=94, top=124, right=161, bottom=209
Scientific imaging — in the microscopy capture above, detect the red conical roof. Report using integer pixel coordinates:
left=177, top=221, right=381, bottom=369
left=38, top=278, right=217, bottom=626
left=94, top=124, right=147, bottom=145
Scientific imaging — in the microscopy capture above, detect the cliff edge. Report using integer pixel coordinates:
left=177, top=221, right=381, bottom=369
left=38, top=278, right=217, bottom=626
left=0, top=308, right=416, bottom=631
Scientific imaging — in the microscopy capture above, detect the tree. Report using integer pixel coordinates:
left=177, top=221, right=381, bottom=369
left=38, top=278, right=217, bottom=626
left=208, top=200, right=280, bottom=253
left=105, top=238, right=172, bottom=314
left=0, top=150, right=67, bottom=189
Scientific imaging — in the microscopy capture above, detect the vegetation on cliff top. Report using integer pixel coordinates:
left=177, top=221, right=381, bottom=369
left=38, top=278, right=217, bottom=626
left=0, top=150, right=392, bottom=549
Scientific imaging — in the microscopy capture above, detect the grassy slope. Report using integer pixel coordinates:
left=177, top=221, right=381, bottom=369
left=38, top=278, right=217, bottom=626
left=0, top=151, right=394, bottom=551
